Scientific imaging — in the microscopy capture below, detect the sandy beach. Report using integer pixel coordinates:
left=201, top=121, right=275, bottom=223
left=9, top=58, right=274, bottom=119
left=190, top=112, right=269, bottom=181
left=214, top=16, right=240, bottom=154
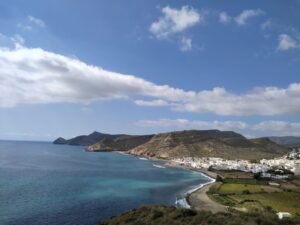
left=164, top=161, right=227, bottom=212
left=187, top=182, right=227, bottom=213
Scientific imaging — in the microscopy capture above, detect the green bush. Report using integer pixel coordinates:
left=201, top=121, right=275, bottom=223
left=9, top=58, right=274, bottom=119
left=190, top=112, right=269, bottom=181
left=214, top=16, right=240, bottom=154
left=99, top=205, right=300, bottom=225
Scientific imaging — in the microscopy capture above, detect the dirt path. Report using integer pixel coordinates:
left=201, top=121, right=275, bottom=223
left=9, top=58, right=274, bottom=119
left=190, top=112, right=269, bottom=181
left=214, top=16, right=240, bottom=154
left=188, top=182, right=227, bottom=213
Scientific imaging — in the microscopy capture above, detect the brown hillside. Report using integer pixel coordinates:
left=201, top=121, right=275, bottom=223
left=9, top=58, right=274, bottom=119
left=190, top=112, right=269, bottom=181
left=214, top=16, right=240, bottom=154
left=128, top=130, right=289, bottom=160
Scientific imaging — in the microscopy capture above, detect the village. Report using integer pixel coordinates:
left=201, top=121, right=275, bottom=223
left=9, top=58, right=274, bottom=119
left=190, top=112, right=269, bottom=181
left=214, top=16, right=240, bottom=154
left=172, top=149, right=300, bottom=178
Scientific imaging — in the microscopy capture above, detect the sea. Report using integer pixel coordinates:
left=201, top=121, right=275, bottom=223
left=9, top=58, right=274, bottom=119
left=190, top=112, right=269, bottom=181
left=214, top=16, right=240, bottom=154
left=0, top=140, right=210, bottom=225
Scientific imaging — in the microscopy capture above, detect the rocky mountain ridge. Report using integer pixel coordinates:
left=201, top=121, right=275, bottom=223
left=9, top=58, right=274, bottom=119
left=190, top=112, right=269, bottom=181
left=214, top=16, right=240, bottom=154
left=54, top=130, right=290, bottom=160
left=268, top=136, right=300, bottom=148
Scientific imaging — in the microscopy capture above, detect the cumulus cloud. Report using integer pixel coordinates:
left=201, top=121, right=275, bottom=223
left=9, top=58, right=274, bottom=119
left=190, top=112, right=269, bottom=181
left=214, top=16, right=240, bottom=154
left=219, top=11, right=231, bottom=24
left=1, top=44, right=300, bottom=116
left=277, top=34, right=299, bottom=51
left=149, top=6, right=201, bottom=39
left=170, top=83, right=300, bottom=116
left=180, top=36, right=192, bottom=51
left=0, top=45, right=194, bottom=107
left=136, top=119, right=300, bottom=136
left=136, top=85, right=300, bottom=116
left=235, top=9, right=264, bottom=25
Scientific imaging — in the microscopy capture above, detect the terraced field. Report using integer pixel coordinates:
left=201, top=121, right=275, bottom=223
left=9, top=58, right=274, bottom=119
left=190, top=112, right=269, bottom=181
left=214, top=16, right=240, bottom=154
left=231, top=192, right=300, bottom=215
left=208, top=182, right=300, bottom=215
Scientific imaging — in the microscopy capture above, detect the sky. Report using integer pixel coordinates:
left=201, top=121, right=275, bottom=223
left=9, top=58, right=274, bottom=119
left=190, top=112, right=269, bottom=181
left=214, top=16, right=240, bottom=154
left=0, top=0, right=300, bottom=141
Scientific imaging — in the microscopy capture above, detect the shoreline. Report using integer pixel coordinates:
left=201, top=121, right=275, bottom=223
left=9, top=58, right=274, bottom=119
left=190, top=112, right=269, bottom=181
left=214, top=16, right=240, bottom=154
left=164, top=161, right=217, bottom=209
left=116, top=151, right=220, bottom=210
left=121, top=152, right=218, bottom=210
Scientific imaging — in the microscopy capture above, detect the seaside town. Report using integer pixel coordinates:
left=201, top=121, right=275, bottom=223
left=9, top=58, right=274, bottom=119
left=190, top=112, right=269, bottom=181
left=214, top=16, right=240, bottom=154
left=172, top=149, right=300, bottom=178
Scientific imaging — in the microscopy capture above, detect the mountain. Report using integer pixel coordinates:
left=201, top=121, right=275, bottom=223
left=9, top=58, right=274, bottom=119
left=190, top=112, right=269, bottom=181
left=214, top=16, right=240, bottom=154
left=87, top=135, right=154, bottom=151
left=54, top=130, right=289, bottom=160
left=268, top=136, right=300, bottom=148
left=53, top=137, right=68, bottom=144
left=53, top=131, right=124, bottom=146
left=128, top=130, right=289, bottom=160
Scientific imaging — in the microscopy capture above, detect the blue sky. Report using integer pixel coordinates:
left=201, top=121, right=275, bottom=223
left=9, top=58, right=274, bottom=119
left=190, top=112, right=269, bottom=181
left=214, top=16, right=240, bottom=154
left=0, top=0, right=300, bottom=140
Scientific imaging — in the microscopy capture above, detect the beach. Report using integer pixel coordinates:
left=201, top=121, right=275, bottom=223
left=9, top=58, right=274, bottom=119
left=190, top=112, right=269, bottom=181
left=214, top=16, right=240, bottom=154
left=187, top=182, right=227, bottom=212
left=127, top=153, right=225, bottom=212
left=164, top=160, right=227, bottom=211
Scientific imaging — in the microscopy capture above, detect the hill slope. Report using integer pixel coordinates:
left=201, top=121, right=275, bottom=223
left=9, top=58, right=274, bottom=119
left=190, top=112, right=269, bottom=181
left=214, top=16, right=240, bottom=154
left=53, top=131, right=124, bottom=146
left=87, top=135, right=154, bottom=152
left=54, top=130, right=289, bottom=160
left=128, top=130, right=289, bottom=160
left=269, top=136, right=300, bottom=148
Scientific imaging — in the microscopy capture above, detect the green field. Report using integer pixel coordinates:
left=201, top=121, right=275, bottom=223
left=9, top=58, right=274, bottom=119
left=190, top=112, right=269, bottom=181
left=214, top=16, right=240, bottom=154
left=217, top=170, right=254, bottom=179
left=218, top=183, right=263, bottom=194
left=208, top=183, right=300, bottom=215
left=231, top=192, right=300, bottom=215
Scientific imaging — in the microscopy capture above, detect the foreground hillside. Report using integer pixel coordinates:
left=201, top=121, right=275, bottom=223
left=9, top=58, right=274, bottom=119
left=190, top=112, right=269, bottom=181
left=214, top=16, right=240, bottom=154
left=129, top=130, right=289, bottom=160
left=99, top=205, right=299, bottom=225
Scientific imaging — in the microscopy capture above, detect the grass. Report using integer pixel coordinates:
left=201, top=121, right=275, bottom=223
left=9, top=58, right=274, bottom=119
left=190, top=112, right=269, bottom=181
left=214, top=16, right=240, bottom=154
left=217, top=170, right=254, bottom=179
left=218, top=183, right=263, bottom=194
left=208, top=182, right=300, bottom=216
left=223, top=178, right=267, bottom=185
left=231, top=192, right=300, bottom=215
left=99, top=205, right=300, bottom=225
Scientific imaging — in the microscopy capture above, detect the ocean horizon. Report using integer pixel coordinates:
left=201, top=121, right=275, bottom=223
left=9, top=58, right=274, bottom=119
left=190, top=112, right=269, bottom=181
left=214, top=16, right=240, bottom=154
left=0, top=140, right=210, bottom=225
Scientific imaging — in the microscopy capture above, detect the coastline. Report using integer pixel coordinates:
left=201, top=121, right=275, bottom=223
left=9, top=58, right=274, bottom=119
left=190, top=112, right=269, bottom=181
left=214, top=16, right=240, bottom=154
left=164, top=161, right=217, bottom=209
left=116, top=151, right=220, bottom=211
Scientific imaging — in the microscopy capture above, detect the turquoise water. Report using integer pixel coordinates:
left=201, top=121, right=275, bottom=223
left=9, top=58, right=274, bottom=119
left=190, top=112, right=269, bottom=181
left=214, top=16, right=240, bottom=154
left=0, top=141, right=210, bottom=225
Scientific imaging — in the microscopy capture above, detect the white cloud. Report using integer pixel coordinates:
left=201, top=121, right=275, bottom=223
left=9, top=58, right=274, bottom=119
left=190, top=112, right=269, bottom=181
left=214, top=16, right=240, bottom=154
left=0, top=33, right=25, bottom=49
left=28, top=16, right=45, bottom=28
left=17, top=15, right=45, bottom=31
left=135, top=84, right=300, bottom=116
left=180, top=36, right=192, bottom=51
left=17, top=23, right=32, bottom=31
left=277, top=34, right=299, bottom=51
left=136, top=119, right=300, bottom=136
left=252, top=121, right=300, bottom=136
left=1, top=44, right=300, bottom=116
left=134, top=99, right=170, bottom=107
left=235, top=9, right=264, bottom=25
left=219, top=11, right=231, bottom=24
left=261, top=19, right=272, bottom=30
left=0, top=45, right=194, bottom=108
left=149, top=6, right=201, bottom=39
left=137, top=119, right=248, bottom=131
